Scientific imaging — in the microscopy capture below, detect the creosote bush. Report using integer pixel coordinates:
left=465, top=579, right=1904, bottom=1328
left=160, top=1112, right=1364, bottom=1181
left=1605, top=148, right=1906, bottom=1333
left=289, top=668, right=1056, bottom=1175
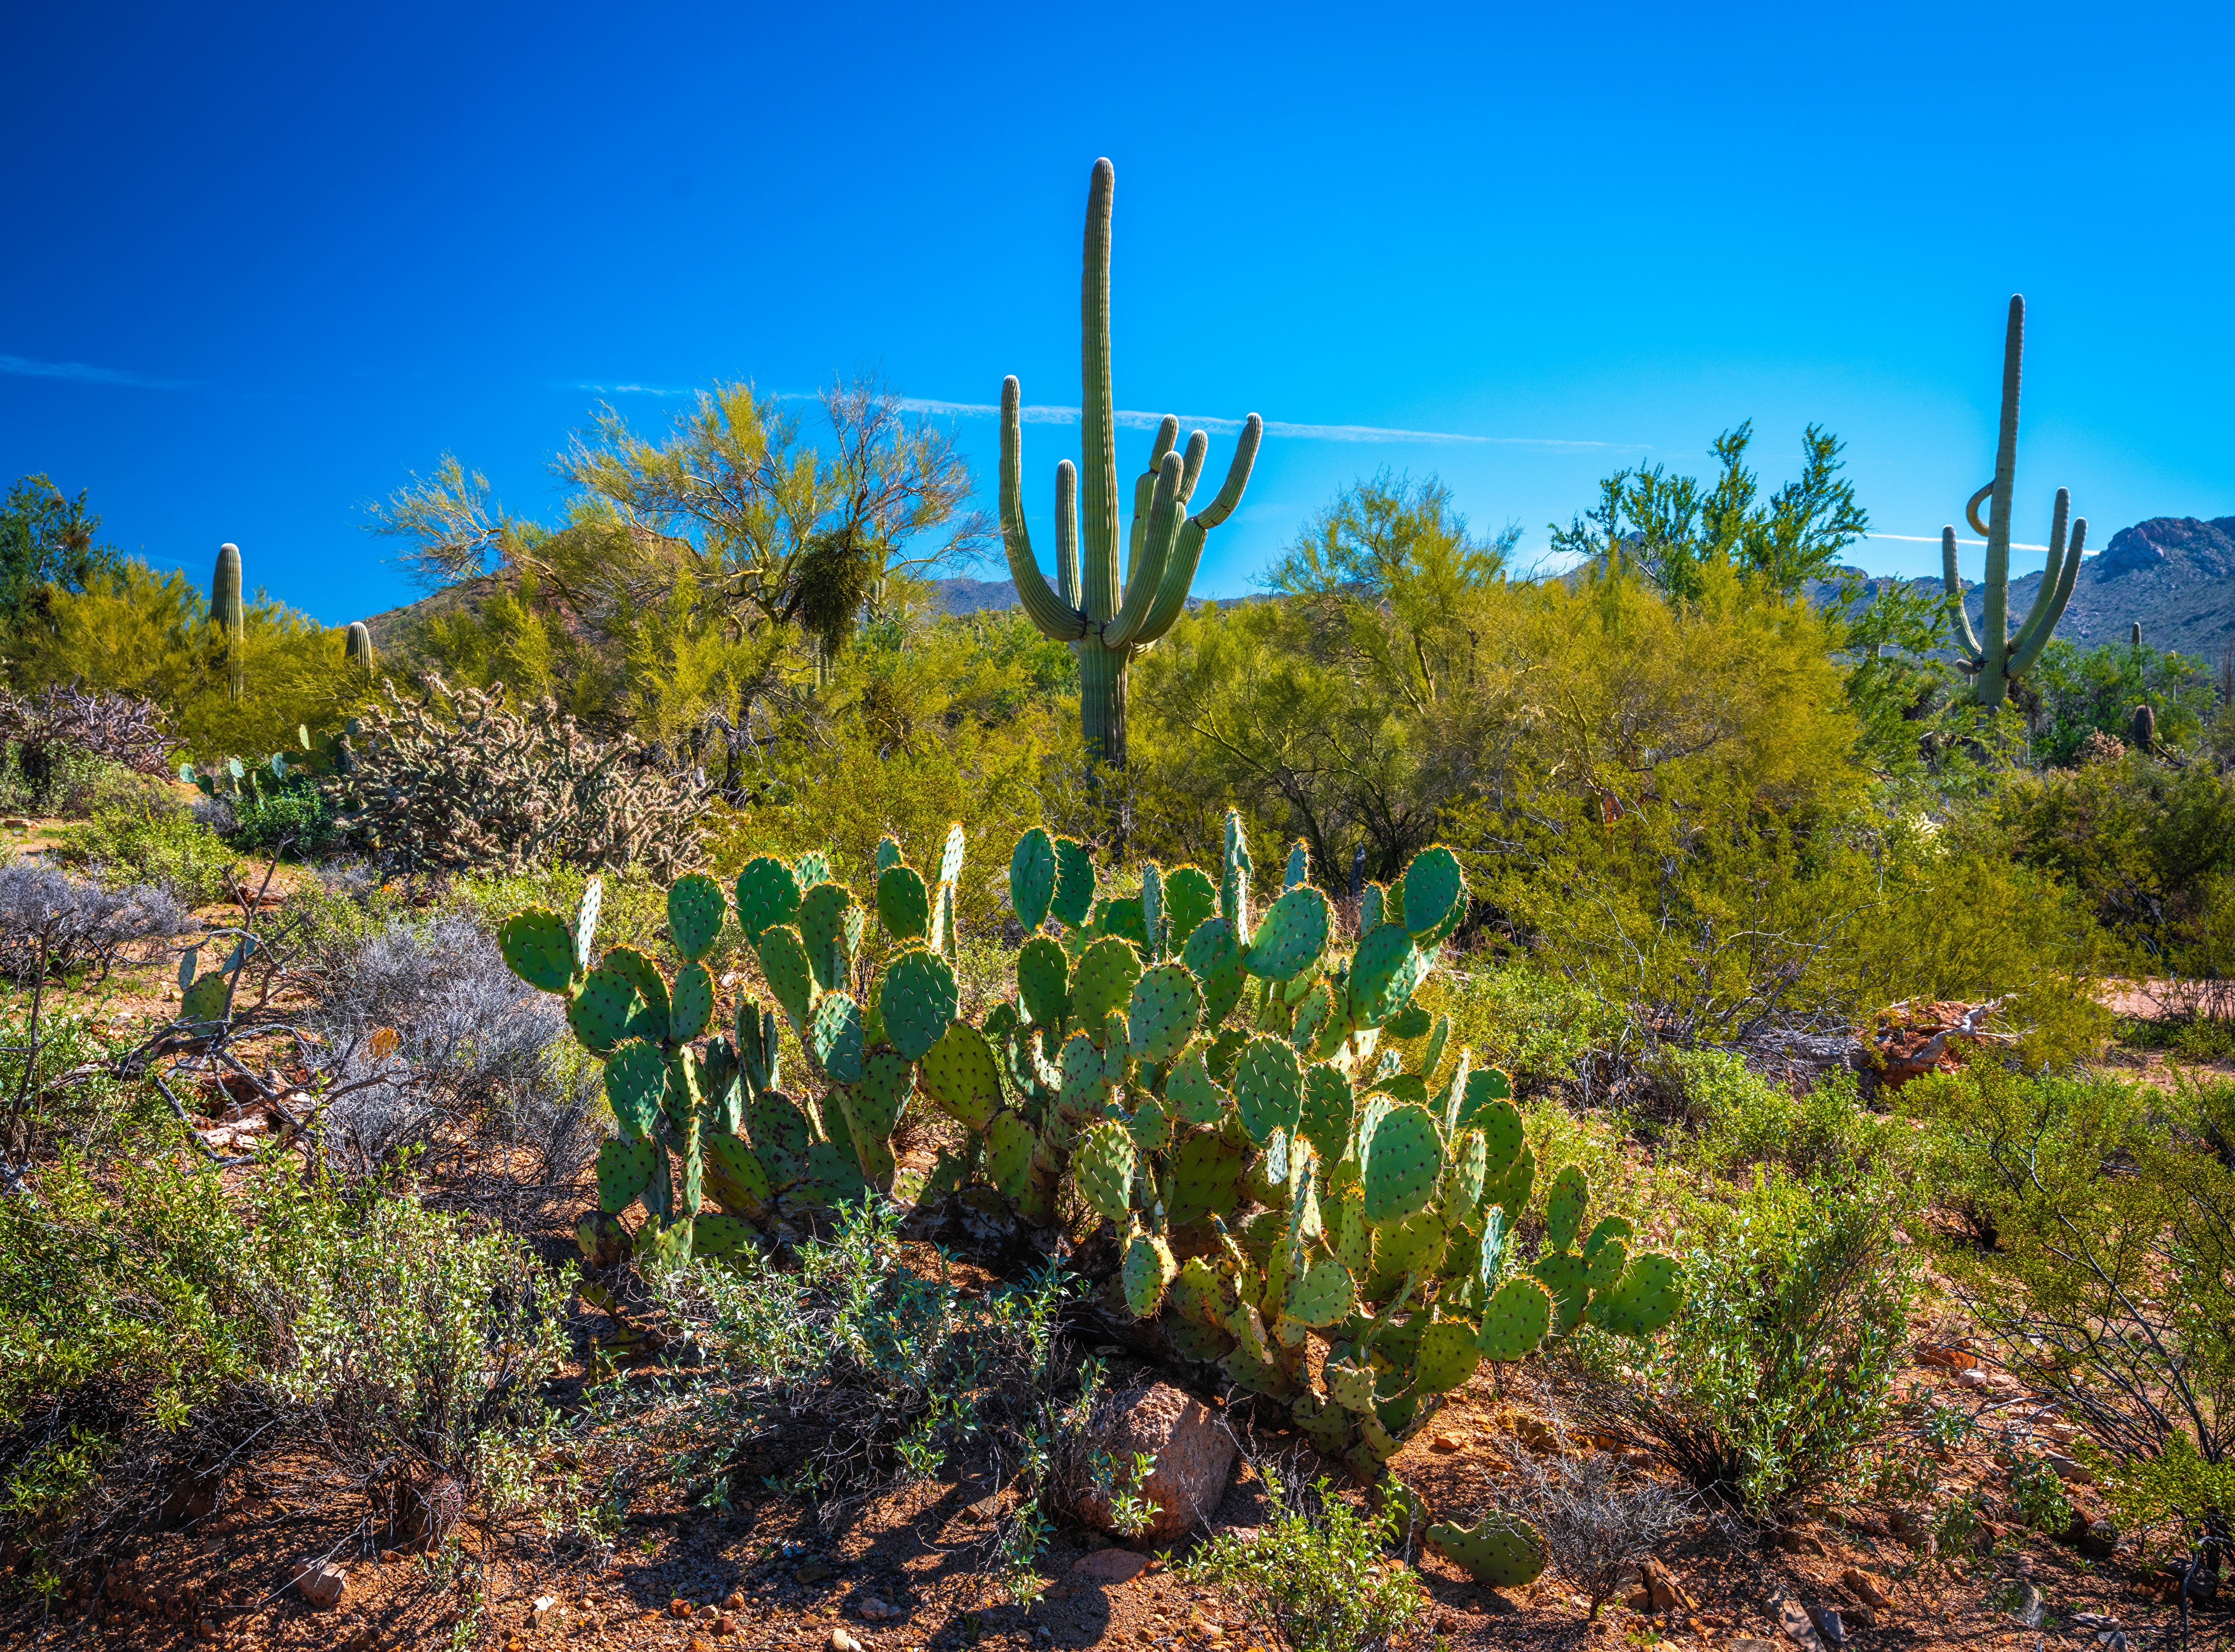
left=1181, top=1472, right=1423, bottom=1652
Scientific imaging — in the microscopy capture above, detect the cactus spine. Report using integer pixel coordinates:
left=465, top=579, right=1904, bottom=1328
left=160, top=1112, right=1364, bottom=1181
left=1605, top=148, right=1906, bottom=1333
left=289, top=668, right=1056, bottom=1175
left=997, top=159, right=1264, bottom=772
left=212, top=541, right=245, bottom=703
left=1940, top=296, right=2084, bottom=708
left=345, top=620, right=375, bottom=672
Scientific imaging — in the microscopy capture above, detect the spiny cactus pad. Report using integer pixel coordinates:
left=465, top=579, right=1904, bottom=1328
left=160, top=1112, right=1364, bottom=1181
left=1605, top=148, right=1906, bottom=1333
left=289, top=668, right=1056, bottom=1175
left=938, top=822, right=966, bottom=888
left=1168, top=1129, right=1247, bottom=1227
left=1349, top=922, right=1429, bottom=1028
left=690, top=1213, right=757, bottom=1260
left=1414, top=1317, right=1484, bottom=1394
left=1530, top=1252, right=1593, bottom=1336
left=499, top=909, right=575, bottom=992
left=1443, top=1126, right=1488, bottom=1221
left=985, top=1110, right=1037, bottom=1199
left=1162, top=864, right=1218, bottom=949
left=1017, top=935, right=1069, bottom=1029
left=1299, top=1062, right=1356, bottom=1165
left=1122, top=1231, right=1178, bottom=1317
left=666, top=873, right=728, bottom=962
left=1591, top=1251, right=1684, bottom=1337
left=1234, top=1036, right=1304, bottom=1146
left=1371, top=1206, right=1448, bottom=1284
left=1009, top=828, right=1058, bottom=931
left=1362, top=1102, right=1443, bottom=1225
left=1128, top=963, right=1202, bottom=1066
left=1074, top=1121, right=1137, bottom=1224
left=809, top=991, right=863, bottom=1084
left=734, top=856, right=801, bottom=945
left=799, top=882, right=855, bottom=992
left=882, top=947, right=959, bottom=1062
left=1399, top=845, right=1466, bottom=945
left=1454, top=1065, right=1514, bottom=1133
left=877, top=864, right=930, bottom=940
left=1282, top=1250, right=1356, bottom=1327
left=1545, top=1164, right=1589, bottom=1254
left=604, top=1040, right=669, bottom=1140
left=756, top=926, right=815, bottom=1035
left=846, top=1049, right=913, bottom=1140
left=1051, top=837, right=1095, bottom=928
left=1427, top=1513, right=1548, bottom=1589
left=1474, top=1276, right=1553, bottom=1360
left=567, top=961, right=641, bottom=1054
left=1482, top=1141, right=1536, bottom=1222
left=670, top=960, right=715, bottom=1044
left=1165, top=1044, right=1228, bottom=1125
left=746, top=1092, right=811, bottom=1183
left=1070, top=935, right=1143, bottom=1032
left=1180, top=915, right=1246, bottom=1018
left=1244, top=884, right=1330, bottom=981
left=705, top=1133, right=772, bottom=1217
left=921, top=1020, right=1001, bottom=1129
left=595, top=1137, right=657, bottom=1213
left=574, top=877, right=603, bottom=973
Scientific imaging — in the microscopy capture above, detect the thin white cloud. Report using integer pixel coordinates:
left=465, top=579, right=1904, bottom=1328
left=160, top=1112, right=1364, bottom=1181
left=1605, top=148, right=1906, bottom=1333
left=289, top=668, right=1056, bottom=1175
left=1868, top=531, right=2064, bottom=554
left=0, top=353, right=193, bottom=390
left=892, top=396, right=1620, bottom=451
left=573, top=381, right=694, bottom=398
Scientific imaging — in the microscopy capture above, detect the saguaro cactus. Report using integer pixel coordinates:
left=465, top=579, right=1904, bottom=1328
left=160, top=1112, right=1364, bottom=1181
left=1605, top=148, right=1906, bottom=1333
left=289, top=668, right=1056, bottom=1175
left=1940, top=296, right=2084, bottom=707
left=212, top=542, right=245, bottom=703
left=998, top=158, right=1264, bottom=771
left=345, top=620, right=375, bottom=672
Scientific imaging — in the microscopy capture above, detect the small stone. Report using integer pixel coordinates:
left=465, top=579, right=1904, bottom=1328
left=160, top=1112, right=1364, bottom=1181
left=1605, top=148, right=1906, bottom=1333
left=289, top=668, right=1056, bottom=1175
left=829, top=1630, right=864, bottom=1652
left=796, top=1560, right=833, bottom=1584
left=1838, top=1568, right=1891, bottom=1612
left=1806, top=1605, right=1847, bottom=1646
left=1770, top=1529, right=1827, bottom=1557
left=1070, top=1549, right=1152, bottom=1585
left=1955, top=1367, right=1992, bottom=1393
left=1729, top=1639, right=1782, bottom=1652
left=673, top=1598, right=698, bottom=1617
left=530, top=1596, right=559, bottom=1630
left=2045, top=1453, right=2094, bottom=1485
left=1640, top=1558, right=1695, bottom=1614
left=292, top=1562, right=348, bottom=1611
left=715, top=1615, right=739, bottom=1638
left=725, top=1592, right=747, bottom=1611
left=1429, top=1433, right=1463, bottom=1453
left=2012, top=1583, right=2045, bottom=1629
left=1774, top=1595, right=1825, bottom=1652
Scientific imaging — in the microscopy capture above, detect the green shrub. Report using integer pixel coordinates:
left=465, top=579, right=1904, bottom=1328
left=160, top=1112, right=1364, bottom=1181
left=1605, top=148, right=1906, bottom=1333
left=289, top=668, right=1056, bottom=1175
left=0, top=742, right=114, bottom=818
left=2025, top=637, right=2212, bottom=766
left=225, top=777, right=335, bottom=853
left=1181, top=1475, right=1422, bottom=1652
left=1425, top=960, right=1622, bottom=1093
left=51, top=781, right=233, bottom=905
left=1568, top=1166, right=1915, bottom=1516
left=1660, top=1050, right=1901, bottom=1180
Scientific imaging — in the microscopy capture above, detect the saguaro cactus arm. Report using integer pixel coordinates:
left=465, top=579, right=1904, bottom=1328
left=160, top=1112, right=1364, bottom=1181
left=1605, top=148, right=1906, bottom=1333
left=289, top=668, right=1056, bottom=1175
left=999, top=377, right=1090, bottom=642
left=1941, top=527, right=1986, bottom=668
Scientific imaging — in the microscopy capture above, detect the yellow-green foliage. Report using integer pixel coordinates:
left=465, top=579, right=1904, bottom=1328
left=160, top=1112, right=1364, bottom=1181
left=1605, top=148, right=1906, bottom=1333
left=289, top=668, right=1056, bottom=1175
left=5, top=559, right=370, bottom=761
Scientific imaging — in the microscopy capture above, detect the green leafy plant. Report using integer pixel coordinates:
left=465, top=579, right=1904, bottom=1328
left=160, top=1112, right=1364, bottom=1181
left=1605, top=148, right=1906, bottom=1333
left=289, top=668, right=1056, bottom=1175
left=1184, top=1473, right=1423, bottom=1652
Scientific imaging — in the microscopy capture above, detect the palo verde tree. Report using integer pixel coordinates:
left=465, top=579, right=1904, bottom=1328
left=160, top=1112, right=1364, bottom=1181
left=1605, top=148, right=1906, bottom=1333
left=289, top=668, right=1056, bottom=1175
left=998, top=157, right=1264, bottom=778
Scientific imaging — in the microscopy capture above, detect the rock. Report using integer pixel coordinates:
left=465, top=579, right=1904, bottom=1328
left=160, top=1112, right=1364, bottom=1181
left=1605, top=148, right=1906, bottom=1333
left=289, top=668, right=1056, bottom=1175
left=2045, top=1453, right=2094, bottom=1485
left=714, top=1615, right=739, bottom=1638
left=1640, top=1559, right=1694, bottom=1614
left=1769, top=1528, right=1827, bottom=1557
left=796, top=1559, right=833, bottom=1584
left=292, top=1561, right=348, bottom=1611
left=1729, top=1639, right=1782, bottom=1652
left=670, top=1598, right=697, bottom=1616
left=1062, top=1382, right=1236, bottom=1543
left=1429, top=1433, right=1463, bottom=1453
left=1626, top=1590, right=1654, bottom=1614
left=1070, top=1548, right=1152, bottom=1585
left=1805, top=1605, right=1847, bottom=1646
left=1955, top=1367, right=1993, bottom=1393
left=2011, top=1582, right=2045, bottom=1629
left=1837, top=1568, right=1891, bottom=1612
left=1773, top=1595, right=1825, bottom=1652
left=530, top=1595, right=559, bottom=1630
left=854, top=1596, right=903, bottom=1621
left=2061, top=1515, right=2119, bottom=1558
left=723, top=1592, right=746, bottom=1611
left=1842, top=1605, right=1876, bottom=1631
left=828, top=1631, right=863, bottom=1652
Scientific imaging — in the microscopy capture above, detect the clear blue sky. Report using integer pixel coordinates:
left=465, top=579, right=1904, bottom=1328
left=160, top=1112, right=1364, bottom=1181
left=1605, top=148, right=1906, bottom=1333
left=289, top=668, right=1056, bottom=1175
left=4, top=2, right=2229, bottom=626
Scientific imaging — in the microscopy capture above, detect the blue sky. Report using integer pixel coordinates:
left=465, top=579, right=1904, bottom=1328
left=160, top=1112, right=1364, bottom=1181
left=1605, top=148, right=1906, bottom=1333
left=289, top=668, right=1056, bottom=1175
left=3, top=2, right=2229, bottom=626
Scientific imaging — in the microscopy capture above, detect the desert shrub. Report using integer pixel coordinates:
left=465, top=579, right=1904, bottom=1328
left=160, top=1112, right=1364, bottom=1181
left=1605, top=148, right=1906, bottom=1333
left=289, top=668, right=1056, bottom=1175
left=1181, top=1474, right=1422, bottom=1652
left=1658, top=1050, right=1901, bottom=1180
left=50, top=778, right=234, bottom=906
left=307, top=909, right=602, bottom=1191
left=0, top=862, right=183, bottom=984
left=1567, top=1167, right=1915, bottom=1517
left=1929, top=1067, right=2234, bottom=1576
left=1425, top=960, right=1621, bottom=1094
left=224, top=775, right=336, bottom=852
left=2025, top=636, right=2212, bottom=766
left=0, top=686, right=171, bottom=817
left=244, top=1167, right=563, bottom=1515
left=330, top=672, right=706, bottom=878
left=1475, top=1416, right=1693, bottom=1618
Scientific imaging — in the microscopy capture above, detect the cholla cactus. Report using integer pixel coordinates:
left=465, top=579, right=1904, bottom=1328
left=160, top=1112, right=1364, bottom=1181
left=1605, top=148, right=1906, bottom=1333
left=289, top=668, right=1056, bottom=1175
left=996, top=159, right=1264, bottom=771
left=1941, top=296, right=2085, bottom=707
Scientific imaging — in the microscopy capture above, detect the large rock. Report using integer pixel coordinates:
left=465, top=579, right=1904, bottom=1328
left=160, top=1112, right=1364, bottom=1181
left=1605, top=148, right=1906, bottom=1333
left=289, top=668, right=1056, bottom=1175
left=1061, top=1382, right=1236, bottom=1543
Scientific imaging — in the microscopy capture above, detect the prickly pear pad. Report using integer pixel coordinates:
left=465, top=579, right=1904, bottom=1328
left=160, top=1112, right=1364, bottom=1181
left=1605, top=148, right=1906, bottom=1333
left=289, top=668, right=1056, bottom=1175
left=1529, top=1252, right=1592, bottom=1336
left=808, top=991, right=863, bottom=1084
left=1244, top=884, right=1330, bottom=981
left=666, top=872, right=728, bottom=962
left=1180, top=916, right=1247, bottom=1026
left=670, top=960, right=715, bottom=1044
left=1442, top=1126, right=1488, bottom=1221
left=705, top=1133, right=771, bottom=1216
left=920, top=1020, right=1001, bottom=1129
left=1426, top=1513, right=1548, bottom=1588
left=755, top=926, right=815, bottom=1035
left=1545, top=1164, right=1589, bottom=1253
left=1162, top=864, right=1218, bottom=949
left=733, top=856, right=801, bottom=944
left=1362, top=1102, right=1443, bottom=1225
left=881, top=946, right=959, bottom=1062
left=1398, top=845, right=1466, bottom=945
left=745, top=1092, right=811, bottom=1183
left=1163, top=1044, right=1228, bottom=1125
left=566, top=961, right=641, bottom=1054
left=1233, top=1035, right=1304, bottom=1146
left=1017, top=935, right=1069, bottom=1030
left=1591, top=1251, right=1684, bottom=1337
left=1414, top=1317, right=1483, bottom=1394
left=1127, top=963, right=1202, bottom=1065
left=498, top=909, right=574, bottom=992
left=604, top=1039, right=668, bottom=1140
left=595, top=1137, right=657, bottom=1213
left=877, top=863, right=930, bottom=940
left=799, top=882, right=855, bottom=992
left=1474, top=1276, right=1553, bottom=1360
left=1073, top=1121, right=1137, bottom=1224
left=1051, top=837, right=1095, bottom=928
left=1069, top=935, right=1142, bottom=1032
left=1167, top=1129, right=1247, bottom=1227
left=574, top=877, right=603, bottom=973
left=1121, top=1231, right=1178, bottom=1317
left=1282, top=1250, right=1356, bottom=1327
left=1348, top=923, right=1427, bottom=1027
left=985, top=1110, right=1037, bottom=1199
left=938, top=821, right=966, bottom=888
left=1009, top=828, right=1058, bottom=931
left=1299, top=1062, right=1355, bottom=1166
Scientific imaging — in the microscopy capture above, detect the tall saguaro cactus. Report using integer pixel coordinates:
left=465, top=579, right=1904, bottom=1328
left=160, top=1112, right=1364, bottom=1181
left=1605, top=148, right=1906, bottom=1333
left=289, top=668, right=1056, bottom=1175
left=212, top=541, right=246, bottom=703
left=345, top=620, right=375, bottom=673
left=1940, top=296, right=2084, bottom=707
left=999, top=158, right=1264, bottom=771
